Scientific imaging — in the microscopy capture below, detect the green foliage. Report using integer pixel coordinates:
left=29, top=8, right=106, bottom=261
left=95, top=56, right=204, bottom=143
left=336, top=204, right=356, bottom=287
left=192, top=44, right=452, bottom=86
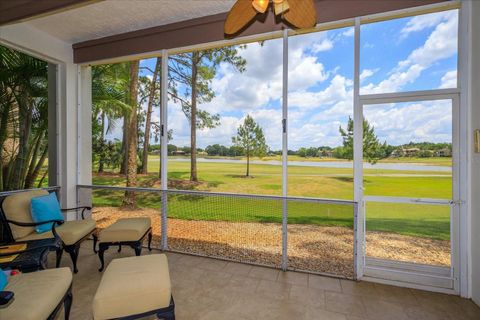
left=205, top=144, right=244, bottom=157
left=169, top=47, right=247, bottom=181
left=168, top=47, right=246, bottom=130
left=0, top=45, right=49, bottom=190
left=91, top=63, right=132, bottom=172
left=232, top=115, right=268, bottom=176
left=91, top=158, right=452, bottom=240
left=338, top=116, right=384, bottom=164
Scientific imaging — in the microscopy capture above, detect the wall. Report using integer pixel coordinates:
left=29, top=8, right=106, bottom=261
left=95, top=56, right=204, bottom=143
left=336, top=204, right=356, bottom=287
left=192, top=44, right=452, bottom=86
left=0, top=23, right=81, bottom=217
left=469, top=0, right=480, bottom=306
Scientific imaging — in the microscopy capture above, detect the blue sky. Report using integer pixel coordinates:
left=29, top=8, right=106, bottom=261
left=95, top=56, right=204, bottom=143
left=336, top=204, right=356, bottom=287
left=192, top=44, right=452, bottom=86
left=111, top=9, right=458, bottom=151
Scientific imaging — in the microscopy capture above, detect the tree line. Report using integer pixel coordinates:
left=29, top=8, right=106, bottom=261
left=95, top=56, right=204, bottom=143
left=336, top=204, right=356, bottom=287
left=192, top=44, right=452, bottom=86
left=92, top=46, right=247, bottom=208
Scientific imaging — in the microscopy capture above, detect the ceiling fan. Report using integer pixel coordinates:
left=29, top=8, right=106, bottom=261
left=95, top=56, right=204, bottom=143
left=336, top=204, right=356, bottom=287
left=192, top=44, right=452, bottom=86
left=224, top=0, right=317, bottom=36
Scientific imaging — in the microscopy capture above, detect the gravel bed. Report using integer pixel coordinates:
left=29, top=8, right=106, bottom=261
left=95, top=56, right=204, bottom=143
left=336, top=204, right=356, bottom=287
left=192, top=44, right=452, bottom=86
left=92, top=207, right=450, bottom=278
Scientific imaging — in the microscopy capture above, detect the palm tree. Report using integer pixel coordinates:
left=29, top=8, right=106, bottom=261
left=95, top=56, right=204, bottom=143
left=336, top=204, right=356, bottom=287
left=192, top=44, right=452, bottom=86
left=0, top=45, right=49, bottom=191
left=91, top=64, right=131, bottom=173
left=122, top=60, right=140, bottom=208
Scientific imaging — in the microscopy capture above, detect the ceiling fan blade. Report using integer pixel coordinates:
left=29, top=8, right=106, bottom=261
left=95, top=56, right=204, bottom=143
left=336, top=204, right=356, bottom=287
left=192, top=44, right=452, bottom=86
left=283, top=0, right=317, bottom=29
left=224, top=0, right=259, bottom=35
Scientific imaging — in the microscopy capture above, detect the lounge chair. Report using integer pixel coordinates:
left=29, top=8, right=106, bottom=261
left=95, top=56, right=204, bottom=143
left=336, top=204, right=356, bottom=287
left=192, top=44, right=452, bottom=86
left=0, top=189, right=97, bottom=273
left=0, top=266, right=73, bottom=320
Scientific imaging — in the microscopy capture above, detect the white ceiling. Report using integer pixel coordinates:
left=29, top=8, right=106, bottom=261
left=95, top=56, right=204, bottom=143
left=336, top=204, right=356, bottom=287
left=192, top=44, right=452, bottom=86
left=25, top=0, right=235, bottom=44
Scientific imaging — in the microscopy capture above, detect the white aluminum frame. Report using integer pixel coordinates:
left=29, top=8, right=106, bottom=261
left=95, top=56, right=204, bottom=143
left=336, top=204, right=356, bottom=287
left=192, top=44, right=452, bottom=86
left=457, top=0, right=471, bottom=299
left=353, top=17, right=364, bottom=279
left=358, top=93, right=461, bottom=294
left=281, top=29, right=289, bottom=271
left=160, top=49, right=169, bottom=250
left=74, top=0, right=468, bottom=295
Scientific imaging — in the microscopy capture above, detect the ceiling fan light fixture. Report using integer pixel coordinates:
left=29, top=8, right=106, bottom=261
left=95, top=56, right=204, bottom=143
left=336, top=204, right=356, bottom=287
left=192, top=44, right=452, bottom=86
left=252, top=0, right=269, bottom=13
left=274, top=0, right=289, bottom=15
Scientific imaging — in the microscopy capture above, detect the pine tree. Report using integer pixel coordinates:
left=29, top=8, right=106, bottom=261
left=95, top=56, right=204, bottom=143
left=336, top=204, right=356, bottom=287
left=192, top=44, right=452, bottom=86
left=232, top=115, right=268, bottom=177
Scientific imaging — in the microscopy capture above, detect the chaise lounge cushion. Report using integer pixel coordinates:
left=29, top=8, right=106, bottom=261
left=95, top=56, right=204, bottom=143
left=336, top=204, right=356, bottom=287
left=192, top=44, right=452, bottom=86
left=93, top=254, right=171, bottom=320
left=0, top=267, right=72, bottom=320
left=17, top=218, right=97, bottom=246
left=2, top=190, right=49, bottom=239
left=99, top=218, right=151, bottom=243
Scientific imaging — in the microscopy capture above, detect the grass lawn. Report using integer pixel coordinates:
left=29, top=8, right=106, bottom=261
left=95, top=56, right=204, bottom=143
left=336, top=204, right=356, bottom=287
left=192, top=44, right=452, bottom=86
left=213, top=155, right=453, bottom=166
left=90, top=158, right=452, bottom=240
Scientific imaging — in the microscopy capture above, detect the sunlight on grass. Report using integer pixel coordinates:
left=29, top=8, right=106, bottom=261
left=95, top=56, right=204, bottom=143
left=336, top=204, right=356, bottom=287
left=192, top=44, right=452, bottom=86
left=90, top=157, right=452, bottom=240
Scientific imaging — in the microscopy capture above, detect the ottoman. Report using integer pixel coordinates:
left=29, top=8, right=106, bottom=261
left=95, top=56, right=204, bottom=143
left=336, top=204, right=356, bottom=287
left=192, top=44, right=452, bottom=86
left=97, top=217, right=152, bottom=271
left=92, top=254, right=174, bottom=320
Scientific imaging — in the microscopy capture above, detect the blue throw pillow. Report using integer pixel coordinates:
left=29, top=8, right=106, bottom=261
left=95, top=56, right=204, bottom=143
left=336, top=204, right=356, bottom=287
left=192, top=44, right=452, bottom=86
left=31, top=192, right=64, bottom=234
left=0, top=268, right=7, bottom=291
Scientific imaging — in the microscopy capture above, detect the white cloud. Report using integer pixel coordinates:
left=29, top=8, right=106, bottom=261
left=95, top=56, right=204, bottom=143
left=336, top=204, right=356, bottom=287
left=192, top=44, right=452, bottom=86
left=406, top=14, right=458, bottom=67
left=342, top=28, right=354, bottom=37
left=360, top=68, right=379, bottom=81
left=364, top=100, right=452, bottom=145
left=289, top=121, right=344, bottom=149
left=288, top=53, right=329, bottom=91
left=439, top=70, right=457, bottom=89
left=362, top=11, right=458, bottom=94
left=162, top=15, right=457, bottom=150
left=312, top=38, right=333, bottom=52
left=289, top=75, right=352, bottom=109
left=401, top=10, right=457, bottom=36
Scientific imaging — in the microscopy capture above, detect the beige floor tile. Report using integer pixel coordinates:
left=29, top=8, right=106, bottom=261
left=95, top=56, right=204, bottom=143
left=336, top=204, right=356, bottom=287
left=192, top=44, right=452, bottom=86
left=248, top=265, right=280, bottom=281
left=197, top=310, right=255, bottom=320
left=255, top=299, right=306, bottom=320
left=346, top=316, right=368, bottom=320
left=256, top=279, right=291, bottom=300
left=176, top=254, right=210, bottom=267
left=227, top=274, right=260, bottom=294
left=277, top=270, right=309, bottom=287
left=305, top=306, right=348, bottom=320
left=373, top=283, right=419, bottom=306
left=410, top=289, right=476, bottom=319
left=404, top=304, right=452, bottom=320
left=454, top=298, right=480, bottom=319
left=325, top=291, right=367, bottom=316
left=44, top=241, right=478, bottom=320
left=341, top=279, right=379, bottom=297
left=309, top=274, right=342, bottom=292
left=197, top=257, right=228, bottom=271
left=289, top=285, right=325, bottom=309
left=362, top=298, right=409, bottom=320
left=224, top=261, right=253, bottom=276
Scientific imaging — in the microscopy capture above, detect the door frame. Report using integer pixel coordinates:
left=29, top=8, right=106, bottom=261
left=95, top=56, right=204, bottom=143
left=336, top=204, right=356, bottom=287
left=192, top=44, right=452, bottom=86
left=354, top=92, right=461, bottom=294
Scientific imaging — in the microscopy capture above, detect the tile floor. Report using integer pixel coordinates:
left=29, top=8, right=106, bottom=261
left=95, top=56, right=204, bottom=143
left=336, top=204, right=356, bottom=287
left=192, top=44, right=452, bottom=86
left=51, top=241, right=480, bottom=320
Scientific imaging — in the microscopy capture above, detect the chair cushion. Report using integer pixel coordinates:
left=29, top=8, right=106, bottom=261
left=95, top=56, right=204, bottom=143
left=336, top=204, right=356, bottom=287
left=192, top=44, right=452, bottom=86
left=17, top=219, right=97, bottom=246
left=0, top=267, right=72, bottom=320
left=93, top=254, right=171, bottom=320
left=99, top=218, right=151, bottom=243
left=0, top=268, right=6, bottom=291
left=31, top=192, right=64, bottom=233
left=2, top=190, right=48, bottom=239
